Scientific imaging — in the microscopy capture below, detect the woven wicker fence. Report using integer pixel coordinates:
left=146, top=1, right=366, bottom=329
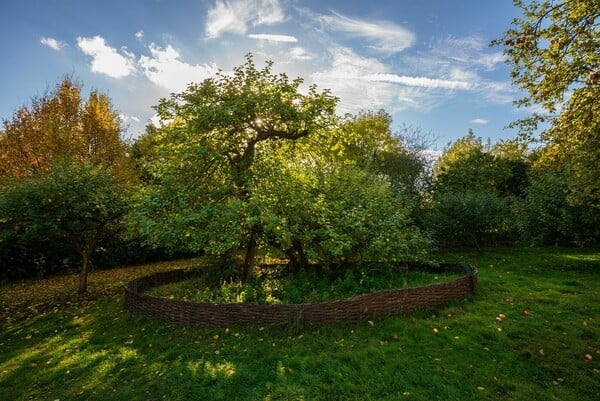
left=124, top=262, right=477, bottom=328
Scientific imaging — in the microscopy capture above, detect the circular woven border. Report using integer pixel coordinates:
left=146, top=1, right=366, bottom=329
left=124, top=262, right=477, bottom=328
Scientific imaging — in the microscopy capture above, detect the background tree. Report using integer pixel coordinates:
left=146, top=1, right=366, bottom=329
left=433, top=130, right=507, bottom=193
left=493, top=0, right=599, bottom=209
left=515, top=150, right=599, bottom=246
left=0, top=164, right=129, bottom=292
left=426, top=131, right=524, bottom=250
left=336, top=111, right=428, bottom=200
left=0, top=77, right=135, bottom=184
left=0, top=77, right=137, bottom=283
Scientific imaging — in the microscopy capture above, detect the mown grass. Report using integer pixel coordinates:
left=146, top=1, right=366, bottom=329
left=1, top=247, right=599, bottom=400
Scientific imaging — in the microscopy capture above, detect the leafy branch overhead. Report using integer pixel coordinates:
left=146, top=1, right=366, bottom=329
left=493, top=0, right=599, bottom=207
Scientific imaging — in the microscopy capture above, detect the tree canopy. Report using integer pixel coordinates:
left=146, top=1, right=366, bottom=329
left=0, top=164, right=129, bottom=292
left=493, top=0, right=599, bottom=207
left=134, top=56, right=429, bottom=277
left=0, top=77, right=135, bottom=184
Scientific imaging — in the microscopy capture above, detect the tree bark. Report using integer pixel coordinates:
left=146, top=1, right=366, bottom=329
left=242, top=230, right=257, bottom=283
left=78, top=252, right=90, bottom=294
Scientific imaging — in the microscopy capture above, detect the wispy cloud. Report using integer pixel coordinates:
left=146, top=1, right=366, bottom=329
left=40, top=37, right=65, bottom=51
left=248, top=33, right=297, bottom=43
left=318, top=11, right=415, bottom=55
left=470, top=118, right=489, bottom=124
left=311, top=47, right=397, bottom=114
left=205, top=0, right=285, bottom=39
left=135, top=30, right=144, bottom=40
left=365, top=73, right=472, bottom=90
left=77, top=36, right=137, bottom=78
left=138, top=43, right=219, bottom=92
left=433, top=35, right=505, bottom=71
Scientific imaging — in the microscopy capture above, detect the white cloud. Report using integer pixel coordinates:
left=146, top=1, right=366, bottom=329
left=248, top=33, right=297, bottom=43
left=149, top=113, right=162, bottom=127
left=319, top=11, right=415, bottom=54
left=138, top=43, right=219, bottom=92
left=477, top=52, right=506, bottom=70
left=40, top=37, right=65, bottom=51
left=255, top=0, right=285, bottom=25
left=205, top=0, right=285, bottom=38
left=135, top=30, right=144, bottom=40
left=470, top=118, right=489, bottom=124
left=289, top=47, right=314, bottom=60
left=120, top=114, right=140, bottom=124
left=365, top=73, right=472, bottom=90
left=77, top=36, right=137, bottom=78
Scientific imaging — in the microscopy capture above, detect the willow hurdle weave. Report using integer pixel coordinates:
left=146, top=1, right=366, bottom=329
left=124, top=262, right=477, bottom=328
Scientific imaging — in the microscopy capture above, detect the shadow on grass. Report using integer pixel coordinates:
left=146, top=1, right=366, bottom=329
left=1, top=247, right=599, bottom=401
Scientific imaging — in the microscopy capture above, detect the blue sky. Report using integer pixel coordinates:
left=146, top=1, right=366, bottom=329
left=1, top=0, right=528, bottom=149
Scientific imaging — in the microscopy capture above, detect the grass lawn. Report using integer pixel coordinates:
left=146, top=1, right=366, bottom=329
left=1, top=247, right=599, bottom=400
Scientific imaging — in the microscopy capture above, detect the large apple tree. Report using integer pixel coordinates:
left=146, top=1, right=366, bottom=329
left=135, top=56, right=429, bottom=279
left=138, top=55, right=337, bottom=279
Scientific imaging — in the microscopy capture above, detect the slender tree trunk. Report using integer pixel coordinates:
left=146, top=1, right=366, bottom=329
left=471, top=233, right=482, bottom=255
left=78, top=252, right=90, bottom=293
left=71, top=227, right=103, bottom=294
left=242, top=230, right=257, bottom=282
left=287, top=239, right=308, bottom=273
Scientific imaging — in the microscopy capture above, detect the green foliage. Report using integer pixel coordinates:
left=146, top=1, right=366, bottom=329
left=426, top=132, right=528, bottom=249
left=425, top=191, right=510, bottom=252
left=516, top=164, right=599, bottom=246
left=134, top=56, right=430, bottom=274
left=135, top=54, right=338, bottom=276
left=493, top=0, right=600, bottom=209
left=434, top=130, right=529, bottom=197
left=0, top=164, right=129, bottom=291
left=337, top=111, right=428, bottom=199
left=253, top=155, right=430, bottom=267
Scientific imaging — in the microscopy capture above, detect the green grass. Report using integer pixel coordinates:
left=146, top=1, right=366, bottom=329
left=1, top=247, right=599, bottom=400
left=146, top=264, right=459, bottom=304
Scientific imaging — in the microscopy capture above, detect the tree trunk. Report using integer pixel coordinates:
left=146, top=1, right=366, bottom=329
left=287, top=239, right=308, bottom=273
left=72, top=227, right=103, bottom=294
left=242, top=230, right=257, bottom=282
left=471, top=233, right=482, bottom=255
left=78, top=251, right=90, bottom=293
